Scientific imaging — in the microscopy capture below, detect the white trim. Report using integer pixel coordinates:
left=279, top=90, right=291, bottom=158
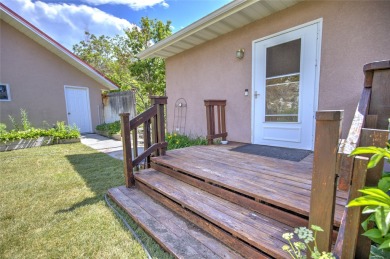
left=0, top=83, right=11, bottom=101
left=251, top=19, right=322, bottom=149
left=64, top=85, right=93, bottom=133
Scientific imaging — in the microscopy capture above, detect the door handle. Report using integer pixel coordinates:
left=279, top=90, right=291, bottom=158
left=254, top=91, right=260, bottom=98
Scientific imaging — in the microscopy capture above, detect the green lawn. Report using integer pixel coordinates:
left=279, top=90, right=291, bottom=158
left=0, top=143, right=172, bottom=259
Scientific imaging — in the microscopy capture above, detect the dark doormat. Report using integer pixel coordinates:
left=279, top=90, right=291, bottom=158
left=230, top=144, right=312, bottom=162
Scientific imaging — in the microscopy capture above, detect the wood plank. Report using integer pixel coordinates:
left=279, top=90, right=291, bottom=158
left=135, top=182, right=270, bottom=259
left=151, top=163, right=308, bottom=228
left=120, top=113, right=134, bottom=187
left=309, top=111, right=343, bottom=253
left=369, top=69, right=390, bottom=129
left=338, top=88, right=371, bottom=191
left=365, top=115, right=378, bottom=129
left=333, top=156, right=368, bottom=259
left=116, top=186, right=242, bottom=259
left=359, top=128, right=388, bottom=186
left=108, top=187, right=201, bottom=258
left=135, top=169, right=295, bottom=258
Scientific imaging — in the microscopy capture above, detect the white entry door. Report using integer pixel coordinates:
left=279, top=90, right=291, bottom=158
left=252, top=22, right=321, bottom=150
left=64, top=86, right=92, bottom=133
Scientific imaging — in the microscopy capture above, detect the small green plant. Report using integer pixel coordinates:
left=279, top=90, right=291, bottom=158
left=96, top=121, right=121, bottom=135
left=8, top=114, right=20, bottom=131
left=0, top=123, right=6, bottom=135
left=166, top=133, right=207, bottom=150
left=0, top=121, right=80, bottom=143
left=20, top=109, right=32, bottom=130
left=348, top=143, right=390, bottom=255
left=282, top=225, right=335, bottom=259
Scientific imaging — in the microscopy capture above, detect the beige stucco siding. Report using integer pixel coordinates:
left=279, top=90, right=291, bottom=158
left=0, top=21, right=106, bottom=131
left=166, top=0, right=390, bottom=142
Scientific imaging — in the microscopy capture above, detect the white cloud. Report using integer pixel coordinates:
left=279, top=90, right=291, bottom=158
left=2, top=0, right=136, bottom=50
left=81, top=0, right=169, bottom=10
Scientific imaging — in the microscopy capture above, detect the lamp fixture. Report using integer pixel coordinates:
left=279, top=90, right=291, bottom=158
left=236, top=48, right=245, bottom=59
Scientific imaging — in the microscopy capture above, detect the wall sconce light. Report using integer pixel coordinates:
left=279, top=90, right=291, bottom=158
left=236, top=48, right=245, bottom=59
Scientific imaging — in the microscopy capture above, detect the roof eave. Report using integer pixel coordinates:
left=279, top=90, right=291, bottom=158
left=0, top=3, right=119, bottom=90
left=138, top=0, right=301, bottom=60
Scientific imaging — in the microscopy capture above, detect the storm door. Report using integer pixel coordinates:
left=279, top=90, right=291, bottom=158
left=252, top=22, right=320, bottom=150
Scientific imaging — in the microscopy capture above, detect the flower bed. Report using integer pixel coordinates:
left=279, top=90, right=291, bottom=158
left=0, top=121, right=80, bottom=152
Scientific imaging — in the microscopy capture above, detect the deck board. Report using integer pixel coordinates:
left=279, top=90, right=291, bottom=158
left=135, top=169, right=296, bottom=258
left=151, top=143, right=348, bottom=226
left=108, top=186, right=242, bottom=259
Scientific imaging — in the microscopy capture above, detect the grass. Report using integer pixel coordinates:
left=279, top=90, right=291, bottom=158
left=0, top=143, right=172, bottom=259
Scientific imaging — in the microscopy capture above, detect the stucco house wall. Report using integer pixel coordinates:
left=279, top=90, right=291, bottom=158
left=0, top=20, right=108, bottom=131
left=165, top=0, right=390, bottom=142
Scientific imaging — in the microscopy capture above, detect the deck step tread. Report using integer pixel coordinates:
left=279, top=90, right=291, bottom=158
left=151, top=148, right=346, bottom=226
left=135, top=169, right=295, bottom=258
left=108, top=186, right=242, bottom=259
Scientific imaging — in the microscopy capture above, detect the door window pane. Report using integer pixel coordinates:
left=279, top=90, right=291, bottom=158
left=265, top=39, right=301, bottom=122
left=265, top=75, right=299, bottom=122
left=266, top=39, right=301, bottom=78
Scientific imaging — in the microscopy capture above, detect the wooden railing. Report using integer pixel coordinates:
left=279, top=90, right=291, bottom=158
left=311, top=60, right=390, bottom=258
left=120, top=96, right=167, bottom=187
left=204, top=100, right=227, bottom=145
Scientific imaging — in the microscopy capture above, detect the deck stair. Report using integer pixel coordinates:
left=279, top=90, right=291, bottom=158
left=111, top=60, right=390, bottom=259
left=109, top=143, right=348, bottom=258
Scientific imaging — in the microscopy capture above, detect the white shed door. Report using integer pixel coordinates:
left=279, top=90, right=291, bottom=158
left=253, top=22, right=320, bottom=150
left=64, top=86, right=92, bottom=133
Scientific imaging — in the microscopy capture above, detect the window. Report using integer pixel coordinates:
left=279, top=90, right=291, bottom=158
left=0, top=84, right=11, bottom=101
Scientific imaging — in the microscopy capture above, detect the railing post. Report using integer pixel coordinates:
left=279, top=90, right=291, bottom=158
left=151, top=96, right=168, bottom=156
left=333, top=156, right=368, bottom=259
left=120, top=113, right=134, bottom=187
left=309, top=110, right=343, bottom=253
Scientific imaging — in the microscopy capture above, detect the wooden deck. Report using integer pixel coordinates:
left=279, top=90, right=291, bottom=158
left=109, top=142, right=348, bottom=258
left=151, top=143, right=347, bottom=226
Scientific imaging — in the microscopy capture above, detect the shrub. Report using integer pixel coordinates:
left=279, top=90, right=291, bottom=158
left=0, top=123, right=6, bottom=134
left=0, top=121, right=80, bottom=143
left=96, top=121, right=121, bottom=135
left=348, top=143, right=390, bottom=256
left=166, top=133, right=207, bottom=150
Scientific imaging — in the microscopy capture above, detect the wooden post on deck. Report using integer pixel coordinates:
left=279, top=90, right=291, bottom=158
left=309, top=110, right=343, bottom=253
left=120, top=113, right=134, bottom=187
left=151, top=96, right=168, bottom=155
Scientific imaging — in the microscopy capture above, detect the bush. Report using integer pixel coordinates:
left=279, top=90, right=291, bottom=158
left=0, top=121, right=80, bottom=143
left=96, top=121, right=121, bottom=135
left=166, top=133, right=207, bottom=150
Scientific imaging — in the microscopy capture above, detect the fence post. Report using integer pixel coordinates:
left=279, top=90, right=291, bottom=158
left=151, top=96, right=168, bottom=156
left=309, top=110, right=343, bottom=253
left=120, top=113, right=134, bottom=187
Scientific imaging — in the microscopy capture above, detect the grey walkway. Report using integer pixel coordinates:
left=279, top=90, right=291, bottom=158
left=81, top=134, right=124, bottom=160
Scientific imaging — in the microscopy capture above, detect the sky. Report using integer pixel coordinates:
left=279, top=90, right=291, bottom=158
left=2, top=0, right=232, bottom=50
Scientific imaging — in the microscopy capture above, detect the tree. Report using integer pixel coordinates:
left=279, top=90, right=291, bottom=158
left=72, top=17, right=172, bottom=113
left=72, top=32, right=135, bottom=90
left=125, top=17, right=172, bottom=111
